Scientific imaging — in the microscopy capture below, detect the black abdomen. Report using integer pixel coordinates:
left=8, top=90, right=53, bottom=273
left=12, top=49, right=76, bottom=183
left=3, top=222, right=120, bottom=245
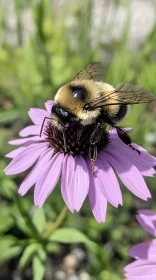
left=112, top=104, right=128, bottom=122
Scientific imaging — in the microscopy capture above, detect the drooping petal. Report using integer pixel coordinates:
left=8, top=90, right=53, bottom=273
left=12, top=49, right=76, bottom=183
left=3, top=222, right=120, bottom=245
left=133, top=144, right=156, bottom=166
left=4, top=143, right=47, bottom=175
left=5, top=147, right=26, bottom=158
left=45, top=100, right=54, bottom=113
left=62, top=156, right=90, bottom=212
left=61, top=155, right=75, bottom=212
left=72, top=156, right=89, bottom=211
left=105, top=152, right=151, bottom=200
left=19, top=125, right=41, bottom=137
left=34, top=153, right=64, bottom=207
left=18, top=149, right=53, bottom=196
left=95, top=154, right=122, bottom=207
left=125, top=260, right=156, bottom=280
left=87, top=162, right=107, bottom=223
left=136, top=210, right=156, bottom=237
left=125, top=259, right=152, bottom=270
left=28, top=108, right=50, bottom=125
left=109, top=127, right=132, bottom=135
left=9, top=136, right=43, bottom=146
left=109, top=136, right=156, bottom=177
left=61, top=155, right=89, bottom=212
left=129, top=240, right=156, bottom=260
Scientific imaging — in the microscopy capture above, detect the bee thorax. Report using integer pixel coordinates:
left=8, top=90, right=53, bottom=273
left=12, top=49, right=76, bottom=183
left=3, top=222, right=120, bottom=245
left=80, top=118, right=96, bottom=125
left=50, top=115, right=63, bottom=130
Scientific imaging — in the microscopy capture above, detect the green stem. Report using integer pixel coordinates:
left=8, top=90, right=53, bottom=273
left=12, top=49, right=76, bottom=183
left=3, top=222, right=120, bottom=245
left=15, top=0, right=23, bottom=46
left=44, top=206, right=68, bottom=238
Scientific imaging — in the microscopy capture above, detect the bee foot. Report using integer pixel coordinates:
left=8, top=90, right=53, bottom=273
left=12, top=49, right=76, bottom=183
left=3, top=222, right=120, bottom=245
left=91, top=159, right=96, bottom=176
left=128, top=144, right=141, bottom=155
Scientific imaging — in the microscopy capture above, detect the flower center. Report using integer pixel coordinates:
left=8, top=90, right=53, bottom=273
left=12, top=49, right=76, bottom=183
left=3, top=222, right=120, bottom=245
left=44, top=121, right=110, bottom=157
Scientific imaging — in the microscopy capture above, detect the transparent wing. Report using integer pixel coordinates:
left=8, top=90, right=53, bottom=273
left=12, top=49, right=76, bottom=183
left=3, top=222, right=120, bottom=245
left=72, top=62, right=104, bottom=82
left=114, top=84, right=155, bottom=104
left=87, top=84, right=155, bottom=109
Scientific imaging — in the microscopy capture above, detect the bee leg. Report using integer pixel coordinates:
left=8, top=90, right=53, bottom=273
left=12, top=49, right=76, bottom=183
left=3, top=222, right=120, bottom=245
left=101, top=115, right=141, bottom=155
left=62, top=128, right=68, bottom=153
left=76, top=124, right=85, bottom=143
left=89, top=122, right=106, bottom=175
left=116, top=127, right=141, bottom=155
left=40, top=117, right=53, bottom=137
left=128, top=144, right=141, bottom=155
left=90, top=122, right=106, bottom=145
left=89, top=144, right=97, bottom=176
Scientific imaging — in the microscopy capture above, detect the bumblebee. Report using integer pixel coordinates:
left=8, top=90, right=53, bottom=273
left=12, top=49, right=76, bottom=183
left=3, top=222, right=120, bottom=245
left=42, top=62, right=155, bottom=162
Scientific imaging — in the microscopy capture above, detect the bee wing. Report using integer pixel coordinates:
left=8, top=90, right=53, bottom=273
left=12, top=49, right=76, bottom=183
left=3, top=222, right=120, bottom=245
left=114, top=84, right=155, bottom=104
left=72, top=62, right=104, bottom=82
left=88, top=84, right=155, bottom=108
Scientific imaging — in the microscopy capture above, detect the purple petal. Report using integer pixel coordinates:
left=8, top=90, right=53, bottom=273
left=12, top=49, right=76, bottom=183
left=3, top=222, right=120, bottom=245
left=105, top=152, right=151, bottom=200
left=61, top=155, right=75, bottom=212
left=72, top=156, right=89, bottom=211
left=133, top=144, right=156, bottom=165
left=18, top=149, right=53, bottom=196
left=129, top=240, right=156, bottom=260
left=136, top=210, right=156, bottom=237
left=109, top=136, right=156, bottom=177
left=87, top=162, right=107, bottom=223
left=45, top=100, right=54, bottom=113
left=34, top=153, right=64, bottom=207
left=9, top=136, right=43, bottom=146
left=95, top=154, right=122, bottom=207
left=28, top=108, right=50, bottom=125
left=19, top=125, right=40, bottom=137
left=61, top=155, right=89, bottom=212
left=4, top=143, right=47, bottom=175
left=125, top=259, right=156, bottom=280
left=109, top=127, right=132, bottom=135
left=5, top=147, right=26, bottom=158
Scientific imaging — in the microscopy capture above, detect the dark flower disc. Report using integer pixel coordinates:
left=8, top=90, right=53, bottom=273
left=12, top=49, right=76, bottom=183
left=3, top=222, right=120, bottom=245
left=44, top=121, right=110, bottom=157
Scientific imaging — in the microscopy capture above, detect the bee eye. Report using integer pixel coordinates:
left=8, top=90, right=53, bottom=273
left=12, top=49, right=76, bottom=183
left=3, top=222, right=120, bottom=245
left=72, top=86, right=86, bottom=101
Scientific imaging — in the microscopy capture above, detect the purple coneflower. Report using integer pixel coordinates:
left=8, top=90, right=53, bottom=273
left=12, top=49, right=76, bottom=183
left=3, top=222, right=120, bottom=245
left=124, top=210, right=156, bottom=280
left=4, top=101, right=156, bottom=223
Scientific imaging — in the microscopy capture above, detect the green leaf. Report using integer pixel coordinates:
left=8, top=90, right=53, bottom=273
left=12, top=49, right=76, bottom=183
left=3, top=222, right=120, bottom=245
left=0, top=235, right=22, bottom=264
left=32, top=208, right=46, bottom=234
left=100, top=270, right=121, bottom=280
left=49, top=227, right=96, bottom=248
left=0, top=203, right=14, bottom=233
left=33, top=254, right=46, bottom=280
left=0, top=109, right=20, bottom=124
left=0, top=160, right=6, bottom=179
left=46, top=242, right=59, bottom=253
left=37, top=245, right=47, bottom=262
left=13, top=211, right=34, bottom=237
left=19, top=243, right=38, bottom=269
left=0, top=178, right=16, bottom=199
left=13, top=199, right=40, bottom=238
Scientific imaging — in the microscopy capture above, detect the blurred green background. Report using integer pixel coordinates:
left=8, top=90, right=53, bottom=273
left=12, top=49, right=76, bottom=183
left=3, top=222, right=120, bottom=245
left=0, top=0, right=156, bottom=279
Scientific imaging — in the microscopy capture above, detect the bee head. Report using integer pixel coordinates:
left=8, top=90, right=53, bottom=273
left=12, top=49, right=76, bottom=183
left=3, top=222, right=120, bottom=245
left=54, top=81, right=100, bottom=125
left=51, top=104, right=76, bottom=125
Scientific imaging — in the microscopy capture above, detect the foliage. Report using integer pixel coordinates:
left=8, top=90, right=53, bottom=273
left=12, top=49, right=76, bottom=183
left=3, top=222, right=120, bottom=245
left=0, top=0, right=156, bottom=279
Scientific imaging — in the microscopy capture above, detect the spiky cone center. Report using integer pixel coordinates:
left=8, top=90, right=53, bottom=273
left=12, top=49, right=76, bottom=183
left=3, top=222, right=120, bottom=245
left=44, top=121, right=110, bottom=157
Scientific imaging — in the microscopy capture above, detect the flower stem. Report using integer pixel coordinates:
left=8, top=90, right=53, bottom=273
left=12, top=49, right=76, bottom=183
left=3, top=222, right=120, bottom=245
left=44, top=206, right=68, bottom=238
